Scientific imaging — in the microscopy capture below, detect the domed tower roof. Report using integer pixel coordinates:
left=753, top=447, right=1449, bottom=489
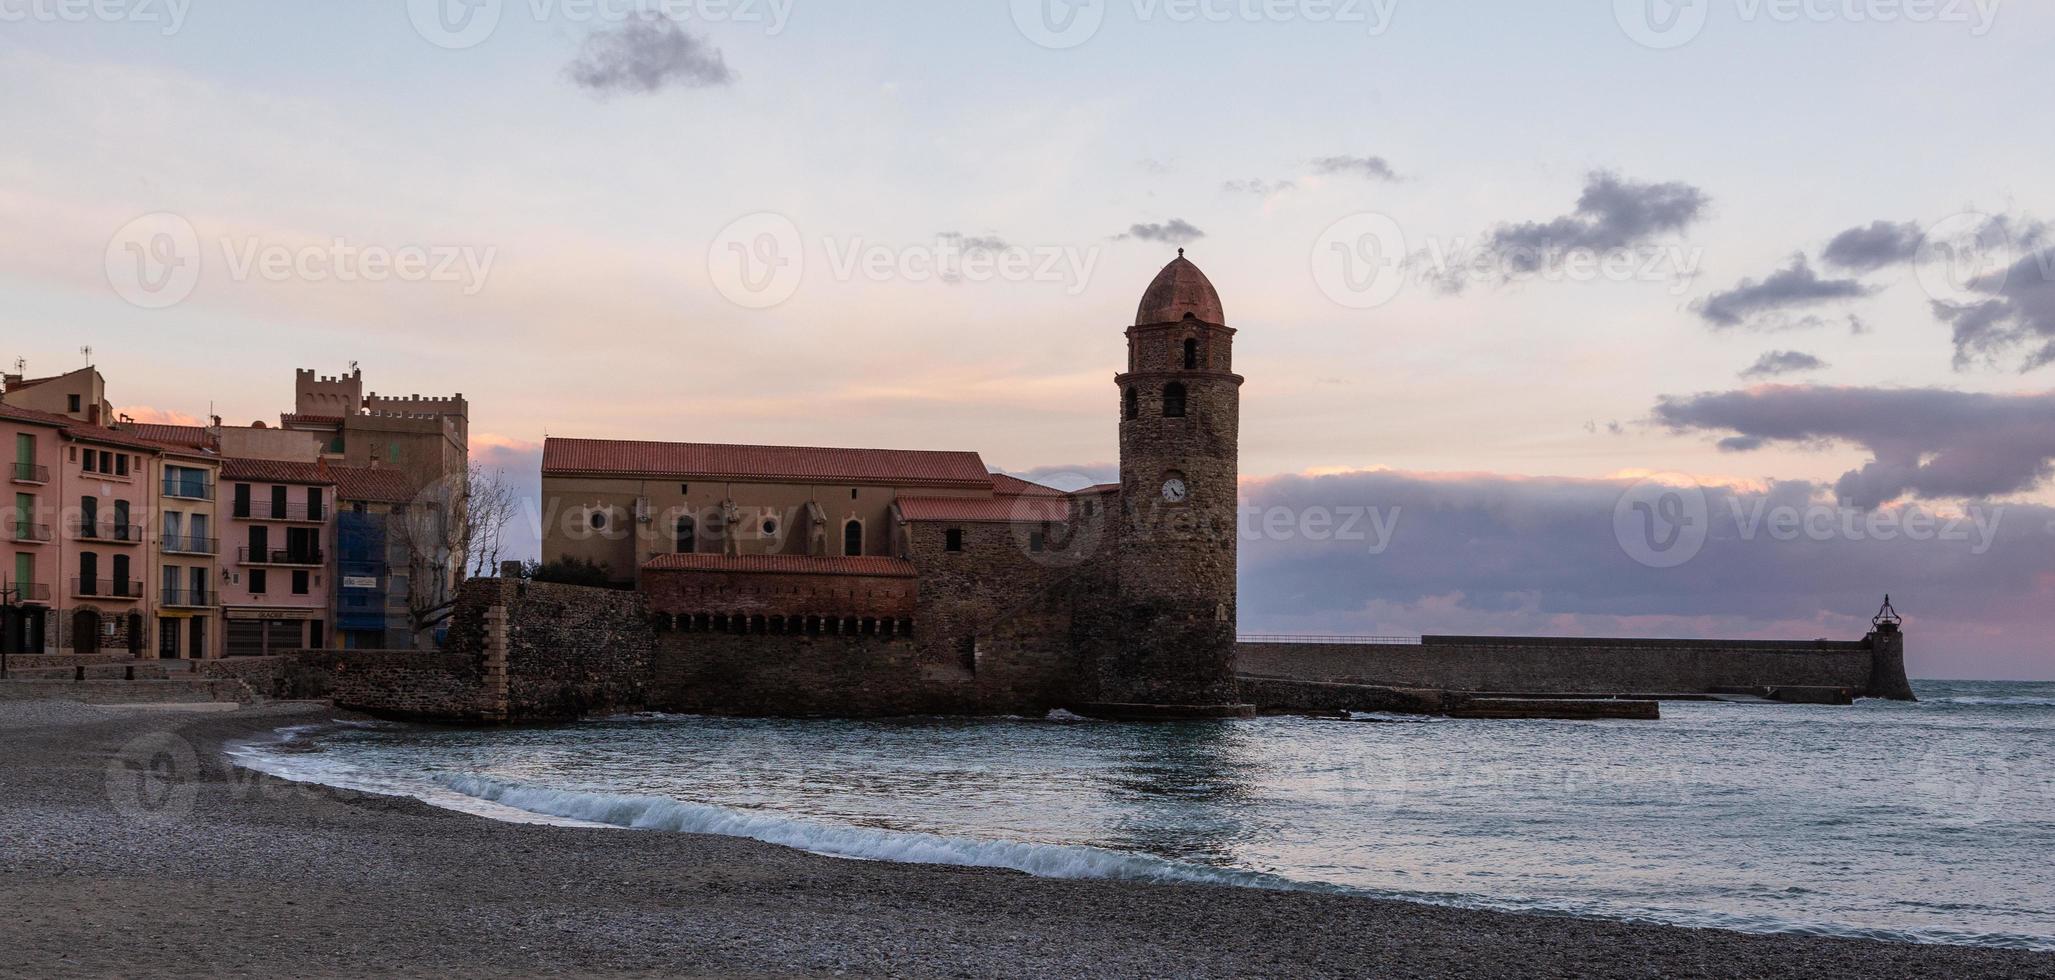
left=1134, top=250, right=1225, bottom=326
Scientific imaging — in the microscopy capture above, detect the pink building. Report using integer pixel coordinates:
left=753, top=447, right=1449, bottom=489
left=3, top=404, right=66, bottom=656
left=218, top=459, right=334, bottom=656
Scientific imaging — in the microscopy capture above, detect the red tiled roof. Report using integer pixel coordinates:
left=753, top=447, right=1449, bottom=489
left=896, top=496, right=1070, bottom=524
left=543, top=437, right=991, bottom=488
left=0, top=403, right=75, bottom=429
left=1076, top=482, right=1122, bottom=495
left=990, top=473, right=1068, bottom=497
left=63, top=425, right=164, bottom=451
left=123, top=423, right=215, bottom=449
left=642, top=553, right=918, bottom=578
left=331, top=466, right=415, bottom=503
left=221, top=458, right=331, bottom=485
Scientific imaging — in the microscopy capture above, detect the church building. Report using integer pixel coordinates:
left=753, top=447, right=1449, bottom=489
left=538, top=254, right=1249, bottom=717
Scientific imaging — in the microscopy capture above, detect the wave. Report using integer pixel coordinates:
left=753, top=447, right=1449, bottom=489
left=1929, top=696, right=2055, bottom=707
left=430, top=773, right=1312, bottom=890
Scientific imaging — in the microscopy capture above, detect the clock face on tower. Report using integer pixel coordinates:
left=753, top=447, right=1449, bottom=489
left=1161, top=476, right=1188, bottom=503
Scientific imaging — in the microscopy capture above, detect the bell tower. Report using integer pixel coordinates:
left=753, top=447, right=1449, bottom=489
left=1087, top=250, right=1248, bottom=716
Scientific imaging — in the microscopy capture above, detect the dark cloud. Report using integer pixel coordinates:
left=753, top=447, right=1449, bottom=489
left=567, top=16, right=733, bottom=95
left=1933, top=247, right=2055, bottom=372
left=1236, top=468, right=2052, bottom=680
left=1487, top=171, right=1709, bottom=272
left=1653, top=385, right=2055, bottom=508
left=1221, top=178, right=1296, bottom=195
left=936, top=232, right=1010, bottom=253
left=1693, top=255, right=1874, bottom=329
left=1115, top=219, right=1205, bottom=244
left=1821, top=220, right=1924, bottom=271
left=1740, top=350, right=1828, bottom=379
left=1310, top=155, right=1398, bottom=181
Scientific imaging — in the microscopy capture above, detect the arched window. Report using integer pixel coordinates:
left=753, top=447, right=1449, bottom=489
left=844, top=519, right=863, bottom=556
left=1122, top=386, right=1138, bottom=421
left=1183, top=338, right=1199, bottom=369
left=675, top=514, right=696, bottom=554
left=1162, top=382, right=1187, bottom=418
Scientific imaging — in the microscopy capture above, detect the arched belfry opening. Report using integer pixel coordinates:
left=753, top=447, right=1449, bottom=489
left=1122, top=385, right=1138, bottom=420
left=1183, top=338, right=1199, bottom=369
left=1161, top=382, right=1187, bottom=418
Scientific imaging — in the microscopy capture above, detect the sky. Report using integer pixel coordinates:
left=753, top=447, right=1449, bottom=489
left=3, top=0, right=2052, bottom=678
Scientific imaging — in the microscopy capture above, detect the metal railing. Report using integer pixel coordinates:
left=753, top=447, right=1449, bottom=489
left=162, top=478, right=216, bottom=501
left=1236, top=634, right=1422, bottom=645
left=3, top=581, right=51, bottom=602
left=10, top=462, right=48, bottom=484
left=237, top=547, right=325, bottom=566
left=161, top=535, right=220, bottom=555
left=160, top=587, right=213, bottom=608
left=72, top=577, right=142, bottom=599
left=231, top=502, right=327, bottom=522
left=69, top=521, right=146, bottom=544
left=9, top=522, right=51, bottom=543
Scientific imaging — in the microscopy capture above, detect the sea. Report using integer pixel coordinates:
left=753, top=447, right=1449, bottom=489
left=231, top=679, right=2055, bottom=950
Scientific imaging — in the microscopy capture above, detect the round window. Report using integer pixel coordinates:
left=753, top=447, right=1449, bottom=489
left=762, top=518, right=779, bottom=536
left=589, top=510, right=608, bottom=531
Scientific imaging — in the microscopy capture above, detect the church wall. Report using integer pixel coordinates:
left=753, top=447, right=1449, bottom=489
left=541, top=474, right=985, bottom=583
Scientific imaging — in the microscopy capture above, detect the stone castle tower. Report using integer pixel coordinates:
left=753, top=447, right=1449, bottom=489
left=1088, top=251, right=1249, bottom=715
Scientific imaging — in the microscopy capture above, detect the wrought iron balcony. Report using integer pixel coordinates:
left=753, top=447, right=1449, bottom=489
left=71, top=577, right=142, bottom=600
left=9, top=522, right=51, bottom=543
left=160, top=586, right=214, bottom=608
left=161, top=535, right=220, bottom=556
left=237, top=546, right=325, bottom=567
left=3, top=581, right=51, bottom=602
left=162, top=478, right=216, bottom=501
left=69, top=521, right=146, bottom=544
left=232, top=502, right=328, bottom=522
left=9, top=462, right=48, bottom=484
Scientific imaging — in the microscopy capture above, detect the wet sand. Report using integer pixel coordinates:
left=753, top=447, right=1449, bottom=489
left=2, top=700, right=2050, bottom=979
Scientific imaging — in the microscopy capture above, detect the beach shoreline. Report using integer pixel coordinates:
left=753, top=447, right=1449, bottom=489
left=3, top=700, right=2051, bottom=979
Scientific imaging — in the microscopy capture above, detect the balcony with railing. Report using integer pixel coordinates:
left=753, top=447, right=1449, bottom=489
left=68, top=521, right=146, bottom=545
left=231, top=502, right=328, bottom=523
left=237, top=546, right=325, bottom=567
left=72, top=577, right=143, bottom=600
left=162, top=477, right=217, bottom=501
left=10, top=462, right=48, bottom=485
left=161, top=535, right=220, bottom=556
left=3, top=581, right=52, bottom=603
left=9, top=522, right=51, bottom=544
left=160, top=586, right=214, bottom=608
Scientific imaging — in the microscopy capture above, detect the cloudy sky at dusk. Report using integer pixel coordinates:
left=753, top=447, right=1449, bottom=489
left=4, top=1, right=2052, bottom=677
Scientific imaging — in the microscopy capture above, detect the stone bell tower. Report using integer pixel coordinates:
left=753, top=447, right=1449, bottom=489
left=1084, top=251, right=1249, bottom=717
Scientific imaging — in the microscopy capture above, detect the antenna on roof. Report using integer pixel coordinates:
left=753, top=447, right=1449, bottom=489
left=80, top=345, right=93, bottom=366
left=11, top=357, right=23, bottom=374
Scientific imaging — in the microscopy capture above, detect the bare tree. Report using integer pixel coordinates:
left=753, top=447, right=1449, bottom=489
left=393, top=462, right=516, bottom=648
